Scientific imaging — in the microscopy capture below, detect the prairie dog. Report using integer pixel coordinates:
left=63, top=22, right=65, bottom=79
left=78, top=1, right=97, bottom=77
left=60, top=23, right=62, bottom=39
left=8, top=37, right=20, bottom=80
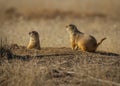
left=66, top=24, right=106, bottom=52
left=27, top=31, right=41, bottom=50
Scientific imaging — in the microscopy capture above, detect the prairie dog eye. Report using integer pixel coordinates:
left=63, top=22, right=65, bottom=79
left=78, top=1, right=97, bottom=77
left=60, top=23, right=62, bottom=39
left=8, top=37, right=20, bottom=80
left=29, top=32, right=31, bottom=35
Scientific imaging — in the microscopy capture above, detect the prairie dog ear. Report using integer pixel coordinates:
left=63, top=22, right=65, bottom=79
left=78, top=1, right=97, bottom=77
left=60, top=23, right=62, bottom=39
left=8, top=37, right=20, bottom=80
left=73, top=25, right=76, bottom=29
left=69, top=24, right=76, bottom=29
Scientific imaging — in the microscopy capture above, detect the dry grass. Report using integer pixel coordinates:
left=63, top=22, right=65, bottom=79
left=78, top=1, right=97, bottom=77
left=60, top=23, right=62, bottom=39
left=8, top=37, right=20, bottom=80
left=0, top=17, right=120, bottom=54
left=0, top=1, right=120, bottom=86
left=0, top=45, right=120, bottom=86
left=0, top=17, right=120, bottom=86
left=0, top=1, right=120, bottom=55
left=0, top=0, right=120, bottom=19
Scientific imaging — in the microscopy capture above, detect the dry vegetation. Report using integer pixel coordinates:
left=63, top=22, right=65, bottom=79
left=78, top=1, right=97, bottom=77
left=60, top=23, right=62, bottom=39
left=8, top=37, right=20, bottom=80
left=0, top=45, right=120, bottom=86
left=0, top=17, right=120, bottom=54
left=0, top=0, right=120, bottom=19
left=0, top=0, right=120, bottom=86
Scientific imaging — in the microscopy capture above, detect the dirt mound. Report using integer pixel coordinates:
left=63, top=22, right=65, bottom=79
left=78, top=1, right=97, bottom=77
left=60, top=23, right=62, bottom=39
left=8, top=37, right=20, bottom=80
left=3, top=45, right=119, bottom=59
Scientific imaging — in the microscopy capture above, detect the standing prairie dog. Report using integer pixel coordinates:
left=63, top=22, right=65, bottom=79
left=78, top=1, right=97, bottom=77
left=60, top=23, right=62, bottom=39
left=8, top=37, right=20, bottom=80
left=27, top=31, right=41, bottom=50
left=66, top=24, right=106, bottom=52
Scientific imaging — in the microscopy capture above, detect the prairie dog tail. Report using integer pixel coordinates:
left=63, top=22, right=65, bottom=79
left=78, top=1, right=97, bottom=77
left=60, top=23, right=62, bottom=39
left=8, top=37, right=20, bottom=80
left=97, top=37, right=107, bottom=47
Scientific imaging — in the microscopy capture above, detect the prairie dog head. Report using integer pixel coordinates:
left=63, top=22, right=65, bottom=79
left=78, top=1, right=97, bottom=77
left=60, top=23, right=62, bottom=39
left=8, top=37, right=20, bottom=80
left=29, top=31, right=39, bottom=41
left=66, top=24, right=79, bottom=34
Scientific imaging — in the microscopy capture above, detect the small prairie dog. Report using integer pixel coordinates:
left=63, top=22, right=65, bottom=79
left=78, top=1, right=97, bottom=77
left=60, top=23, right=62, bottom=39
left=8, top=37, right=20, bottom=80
left=66, top=24, right=106, bottom=52
left=27, top=31, right=41, bottom=50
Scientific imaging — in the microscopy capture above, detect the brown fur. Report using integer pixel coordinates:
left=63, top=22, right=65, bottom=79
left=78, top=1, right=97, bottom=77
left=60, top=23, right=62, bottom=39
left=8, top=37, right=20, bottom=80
left=66, top=24, right=106, bottom=52
left=27, top=31, right=41, bottom=50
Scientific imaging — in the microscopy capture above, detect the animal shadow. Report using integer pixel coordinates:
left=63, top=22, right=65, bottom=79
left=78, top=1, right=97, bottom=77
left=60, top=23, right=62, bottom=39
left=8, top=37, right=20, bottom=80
left=95, top=51, right=120, bottom=57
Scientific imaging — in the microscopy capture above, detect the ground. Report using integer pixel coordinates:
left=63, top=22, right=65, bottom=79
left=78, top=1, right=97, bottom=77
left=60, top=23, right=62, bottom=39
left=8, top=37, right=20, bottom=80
left=0, top=45, right=120, bottom=86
